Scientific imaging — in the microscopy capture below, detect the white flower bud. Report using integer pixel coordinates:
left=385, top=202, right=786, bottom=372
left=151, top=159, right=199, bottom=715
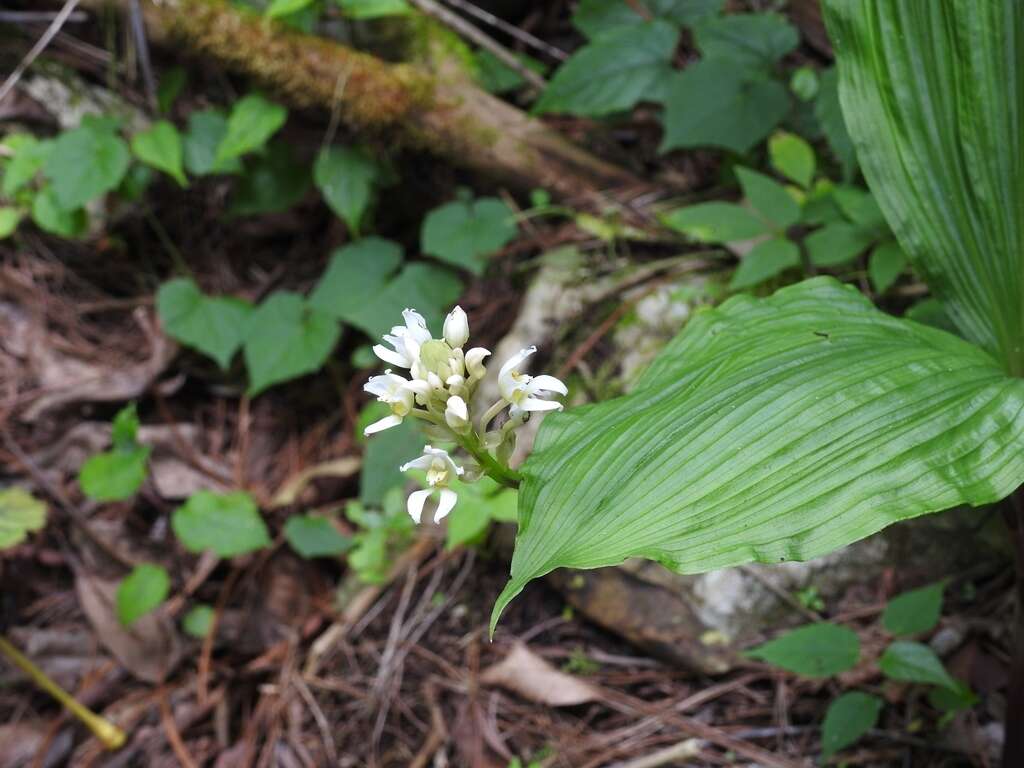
left=444, top=395, right=471, bottom=432
left=443, top=306, right=470, bottom=348
left=465, top=347, right=491, bottom=381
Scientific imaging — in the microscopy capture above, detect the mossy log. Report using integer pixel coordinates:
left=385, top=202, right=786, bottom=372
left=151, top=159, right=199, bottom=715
left=91, top=0, right=642, bottom=198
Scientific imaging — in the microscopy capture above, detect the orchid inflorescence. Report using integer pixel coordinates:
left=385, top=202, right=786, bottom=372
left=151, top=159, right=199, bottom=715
left=363, top=307, right=567, bottom=524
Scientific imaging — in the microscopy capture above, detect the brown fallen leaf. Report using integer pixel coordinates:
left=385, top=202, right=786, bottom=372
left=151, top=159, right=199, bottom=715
left=270, top=457, right=361, bottom=508
left=480, top=642, right=602, bottom=707
left=75, top=572, right=182, bottom=684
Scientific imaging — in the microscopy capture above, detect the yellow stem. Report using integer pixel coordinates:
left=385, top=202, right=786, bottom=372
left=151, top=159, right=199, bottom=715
left=0, top=635, right=126, bottom=750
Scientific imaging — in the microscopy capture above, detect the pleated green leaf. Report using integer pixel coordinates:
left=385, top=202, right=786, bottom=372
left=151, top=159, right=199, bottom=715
left=824, top=2, right=1024, bottom=375
left=492, top=278, right=1024, bottom=632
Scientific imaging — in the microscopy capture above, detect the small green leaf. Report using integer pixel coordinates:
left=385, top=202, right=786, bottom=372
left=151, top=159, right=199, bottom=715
left=422, top=196, right=517, bottom=275
left=79, top=445, right=151, bottom=502
left=157, top=278, right=253, bottom=370
left=868, top=241, right=907, bottom=294
left=182, top=604, right=215, bottom=638
left=736, top=167, right=800, bottom=230
left=729, top=238, right=800, bottom=290
left=116, top=564, right=170, bottom=625
left=350, top=262, right=463, bottom=340
left=535, top=21, right=678, bottom=117
left=183, top=109, right=243, bottom=176
left=661, top=202, right=771, bottom=243
left=228, top=141, right=310, bottom=216
left=0, top=488, right=47, bottom=549
left=882, top=582, right=945, bottom=637
left=43, top=123, right=130, bottom=210
left=445, top=477, right=518, bottom=550
left=334, top=0, right=410, bottom=18
left=746, top=623, right=860, bottom=678
left=111, top=403, right=140, bottom=448
left=928, top=680, right=978, bottom=712
left=131, top=121, right=187, bottom=186
left=694, top=12, right=799, bottom=70
left=215, top=93, right=288, bottom=164
left=805, top=222, right=875, bottom=267
left=30, top=187, right=87, bottom=238
left=359, top=404, right=422, bottom=505
left=572, top=0, right=723, bottom=39
left=2, top=134, right=52, bottom=196
left=309, top=237, right=403, bottom=325
left=821, top=692, right=883, bottom=759
left=157, top=66, right=187, bottom=114
left=313, top=145, right=380, bottom=235
left=832, top=185, right=886, bottom=231
left=266, top=0, right=315, bottom=18
left=172, top=490, right=271, bottom=557
left=0, top=207, right=21, bottom=239
left=243, top=292, right=341, bottom=395
left=284, top=515, right=352, bottom=558
left=474, top=50, right=546, bottom=94
left=769, top=132, right=815, bottom=189
left=660, top=60, right=790, bottom=154
left=879, top=641, right=959, bottom=690
left=790, top=66, right=819, bottom=102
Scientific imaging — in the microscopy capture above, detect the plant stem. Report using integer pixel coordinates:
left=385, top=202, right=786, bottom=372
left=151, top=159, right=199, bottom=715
left=0, top=635, right=126, bottom=750
left=1003, top=486, right=1024, bottom=768
left=457, top=433, right=521, bottom=489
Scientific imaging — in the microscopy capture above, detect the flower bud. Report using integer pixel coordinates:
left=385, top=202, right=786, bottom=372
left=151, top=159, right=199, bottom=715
left=465, top=347, right=491, bottom=381
left=445, top=395, right=470, bottom=433
left=443, top=306, right=470, bottom=348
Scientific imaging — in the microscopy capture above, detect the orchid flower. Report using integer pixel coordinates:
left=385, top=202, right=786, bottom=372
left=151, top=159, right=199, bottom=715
left=498, top=346, right=568, bottom=418
left=400, top=445, right=464, bottom=523
left=362, top=371, right=415, bottom=435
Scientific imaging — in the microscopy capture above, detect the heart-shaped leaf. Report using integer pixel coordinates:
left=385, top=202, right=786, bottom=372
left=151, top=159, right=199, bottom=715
left=172, top=491, right=270, bottom=557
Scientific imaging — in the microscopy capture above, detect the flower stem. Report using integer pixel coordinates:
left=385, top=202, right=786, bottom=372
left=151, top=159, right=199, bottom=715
left=458, top=433, right=522, bottom=489
left=0, top=635, right=126, bottom=750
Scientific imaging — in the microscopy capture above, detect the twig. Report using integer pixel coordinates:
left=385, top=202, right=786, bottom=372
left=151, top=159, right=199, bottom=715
left=158, top=686, right=198, bottom=768
left=438, top=0, right=567, bottom=61
left=602, top=738, right=703, bottom=768
left=128, top=0, right=157, bottom=109
left=0, top=0, right=82, bottom=105
left=0, top=11, right=88, bottom=23
left=406, top=0, right=547, bottom=89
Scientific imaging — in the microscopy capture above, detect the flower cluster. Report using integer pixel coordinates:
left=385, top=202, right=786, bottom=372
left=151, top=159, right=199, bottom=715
left=363, top=307, right=567, bottom=523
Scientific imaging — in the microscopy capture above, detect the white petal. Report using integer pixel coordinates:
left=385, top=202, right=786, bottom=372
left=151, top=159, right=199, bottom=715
left=434, top=488, right=458, bottom=523
left=465, top=347, right=491, bottom=379
left=521, top=397, right=563, bottom=412
left=402, top=308, right=432, bottom=344
left=404, top=379, right=432, bottom=396
left=446, top=395, right=469, bottom=422
left=498, top=346, right=536, bottom=382
left=373, top=344, right=410, bottom=368
left=400, top=453, right=435, bottom=472
left=527, top=374, right=568, bottom=396
left=443, top=306, right=469, bottom=348
left=363, top=377, right=391, bottom=397
left=364, top=413, right=403, bottom=435
left=407, top=489, right=433, bottom=524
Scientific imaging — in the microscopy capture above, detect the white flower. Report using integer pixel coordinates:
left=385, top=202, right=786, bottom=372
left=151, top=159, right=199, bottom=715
left=498, top=346, right=568, bottom=417
left=400, top=445, right=464, bottom=523
left=465, top=347, right=491, bottom=381
left=363, top=371, right=415, bottom=434
left=443, top=306, right=469, bottom=349
left=372, top=308, right=431, bottom=369
left=444, top=395, right=470, bottom=432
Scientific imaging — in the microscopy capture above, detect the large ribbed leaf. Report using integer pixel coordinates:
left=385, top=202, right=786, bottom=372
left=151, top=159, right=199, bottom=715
left=823, top=2, right=1024, bottom=376
left=492, top=279, right=1024, bottom=631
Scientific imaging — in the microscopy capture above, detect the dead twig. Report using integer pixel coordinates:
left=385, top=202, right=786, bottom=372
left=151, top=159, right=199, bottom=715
left=158, top=686, right=199, bottom=768
left=0, top=0, right=82, bottom=104
left=438, top=0, right=568, bottom=61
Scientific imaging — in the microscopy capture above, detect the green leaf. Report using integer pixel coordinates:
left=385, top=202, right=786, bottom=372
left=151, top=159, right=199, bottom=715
left=0, top=488, right=47, bottom=549
left=446, top=477, right=518, bottom=551
left=30, top=187, right=87, bottom=238
left=79, top=446, right=151, bottom=502
left=131, top=120, right=187, bottom=186
left=661, top=202, right=771, bottom=243
left=747, top=623, right=860, bottom=677
left=243, top=291, right=341, bottom=395
left=228, top=141, right=310, bottom=216
left=768, top=132, right=815, bottom=189
left=182, top=604, right=215, bottom=638
left=0, top=208, right=21, bottom=239
left=822, top=692, right=883, bottom=759
left=313, top=146, right=380, bottom=235
left=117, top=164, right=154, bottom=202
left=491, top=277, right=1024, bottom=632
left=790, top=66, right=819, bottom=102
left=284, top=515, right=352, bottom=558
left=660, top=60, right=790, bottom=154
left=831, top=185, right=885, bottom=231
left=351, top=262, right=463, bottom=340
left=215, top=93, right=287, bottom=164
left=43, top=123, right=130, bottom=210
left=157, top=66, right=187, bottom=114
left=928, top=680, right=978, bottom=712
left=879, top=641, right=959, bottom=690
left=882, top=582, right=944, bottom=637
left=535, top=21, right=678, bottom=117
left=868, top=240, right=907, bottom=294
left=729, top=238, right=800, bottom=290
left=421, top=197, right=517, bottom=275
left=183, top=109, right=243, bottom=176
left=572, top=0, right=723, bottom=39
left=157, top=278, right=253, bottom=370
left=266, top=0, right=315, bottom=18
left=694, top=12, right=799, bottom=70
left=116, top=564, right=170, bottom=625
left=309, top=237, right=403, bottom=324
left=2, top=134, right=52, bottom=196
left=814, top=67, right=857, bottom=181
left=111, top=403, right=140, bottom=448
left=824, top=2, right=1024, bottom=375
left=334, top=0, right=410, bottom=18
left=359, top=405, right=421, bottom=505
left=172, top=490, right=271, bottom=557
left=474, top=49, right=546, bottom=94
left=736, top=167, right=800, bottom=230
left=805, top=222, right=875, bottom=267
